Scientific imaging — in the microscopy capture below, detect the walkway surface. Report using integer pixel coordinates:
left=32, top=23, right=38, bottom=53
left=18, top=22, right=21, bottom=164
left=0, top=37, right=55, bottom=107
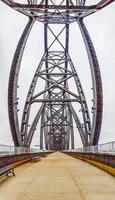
left=0, top=152, right=115, bottom=200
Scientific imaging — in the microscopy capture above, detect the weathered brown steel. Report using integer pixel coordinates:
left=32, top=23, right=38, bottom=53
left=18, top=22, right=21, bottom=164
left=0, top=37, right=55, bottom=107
left=64, top=151, right=115, bottom=168
left=0, top=152, right=51, bottom=168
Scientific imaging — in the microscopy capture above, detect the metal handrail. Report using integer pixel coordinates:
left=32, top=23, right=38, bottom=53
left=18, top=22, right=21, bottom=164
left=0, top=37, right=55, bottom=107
left=1, top=141, right=115, bottom=155
left=69, top=141, right=115, bottom=154
left=0, top=144, right=51, bottom=156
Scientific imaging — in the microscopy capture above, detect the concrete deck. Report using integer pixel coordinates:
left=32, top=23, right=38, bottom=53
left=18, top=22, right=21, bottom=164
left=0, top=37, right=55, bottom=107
left=0, top=152, right=115, bottom=200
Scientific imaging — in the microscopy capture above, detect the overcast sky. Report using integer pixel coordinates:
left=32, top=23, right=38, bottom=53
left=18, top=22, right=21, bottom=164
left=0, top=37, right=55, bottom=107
left=0, top=1, right=115, bottom=147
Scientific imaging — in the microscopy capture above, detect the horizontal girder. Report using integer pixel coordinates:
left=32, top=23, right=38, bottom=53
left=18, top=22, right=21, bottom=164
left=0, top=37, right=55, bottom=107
left=1, top=0, right=115, bottom=22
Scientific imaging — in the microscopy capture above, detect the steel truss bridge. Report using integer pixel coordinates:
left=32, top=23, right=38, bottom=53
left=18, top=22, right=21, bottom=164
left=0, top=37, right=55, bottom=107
left=1, top=0, right=115, bottom=150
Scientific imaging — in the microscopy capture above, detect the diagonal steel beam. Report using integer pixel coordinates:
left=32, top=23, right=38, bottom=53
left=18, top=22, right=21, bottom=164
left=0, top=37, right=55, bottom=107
left=26, top=104, right=44, bottom=146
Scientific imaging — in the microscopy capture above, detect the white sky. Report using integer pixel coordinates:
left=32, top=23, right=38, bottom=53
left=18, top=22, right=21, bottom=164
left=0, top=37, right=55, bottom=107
left=0, top=1, right=115, bottom=147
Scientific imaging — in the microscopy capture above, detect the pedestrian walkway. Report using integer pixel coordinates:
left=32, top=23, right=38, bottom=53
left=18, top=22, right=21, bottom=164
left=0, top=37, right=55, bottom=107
left=0, top=152, right=115, bottom=200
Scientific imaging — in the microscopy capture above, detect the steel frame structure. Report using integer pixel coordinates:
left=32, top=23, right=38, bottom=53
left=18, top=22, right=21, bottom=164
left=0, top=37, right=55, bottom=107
left=1, top=0, right=114, bottom=150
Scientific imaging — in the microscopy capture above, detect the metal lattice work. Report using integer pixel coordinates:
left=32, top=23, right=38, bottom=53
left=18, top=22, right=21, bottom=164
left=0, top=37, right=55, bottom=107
left=2, top=0, right=114, bottom=150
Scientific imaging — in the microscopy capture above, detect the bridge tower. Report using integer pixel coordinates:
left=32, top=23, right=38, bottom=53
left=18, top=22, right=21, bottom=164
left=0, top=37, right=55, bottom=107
left=2, top=0, right=113, bottom=150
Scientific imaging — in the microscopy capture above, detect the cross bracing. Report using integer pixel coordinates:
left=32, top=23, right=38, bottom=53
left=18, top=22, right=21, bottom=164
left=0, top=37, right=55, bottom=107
left=2, top=0, right=114, bottom=150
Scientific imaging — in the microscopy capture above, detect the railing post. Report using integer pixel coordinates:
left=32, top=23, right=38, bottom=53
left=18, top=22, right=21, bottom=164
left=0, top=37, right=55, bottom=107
left=112, top=142, right=114, bottom=153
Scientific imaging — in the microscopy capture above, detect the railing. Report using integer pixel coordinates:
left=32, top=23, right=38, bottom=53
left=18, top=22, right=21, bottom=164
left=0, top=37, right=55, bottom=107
left=0, top=144, right=49, bottom=156
left=1, top=141, right=115, bottom=155
left=70, top=141, right=115, bottom=154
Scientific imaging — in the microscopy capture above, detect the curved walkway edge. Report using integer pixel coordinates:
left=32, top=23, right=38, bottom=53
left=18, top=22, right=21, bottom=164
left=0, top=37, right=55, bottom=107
left=0, top=152, right=115, bottom=200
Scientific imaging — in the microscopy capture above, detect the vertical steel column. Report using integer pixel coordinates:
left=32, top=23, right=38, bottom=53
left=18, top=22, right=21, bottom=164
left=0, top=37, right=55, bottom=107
left=40, top=110, right=44, bottom=149
left=70, top=109, right=74, bottom=149
left=43, top=0, right=49, bottom=149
